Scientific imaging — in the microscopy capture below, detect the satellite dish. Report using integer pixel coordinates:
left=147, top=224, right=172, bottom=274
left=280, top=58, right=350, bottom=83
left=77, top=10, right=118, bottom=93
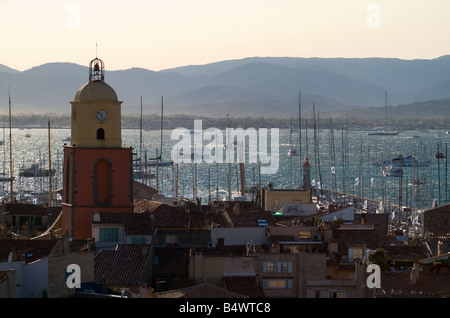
left=7, top=251, right=12, bottom=262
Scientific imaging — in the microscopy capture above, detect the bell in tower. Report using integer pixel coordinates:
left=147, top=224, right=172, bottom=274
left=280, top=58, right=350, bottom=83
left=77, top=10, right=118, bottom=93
left=89, top=57, right=105, bottom=82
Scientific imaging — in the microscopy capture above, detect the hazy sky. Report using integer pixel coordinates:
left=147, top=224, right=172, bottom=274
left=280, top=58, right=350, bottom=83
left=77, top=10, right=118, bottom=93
left=1, top=0, right=450, bottom=71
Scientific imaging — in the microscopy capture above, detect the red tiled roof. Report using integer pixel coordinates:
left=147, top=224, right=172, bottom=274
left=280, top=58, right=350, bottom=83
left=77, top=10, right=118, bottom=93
left=94, top=244, right=150, bottom=286
left=194, top=245, right=248, bottom=256
left=134, top=200, right=163, bottom=213
left=355, top=213, right=390, bottom=234
left=381, top=271, right=450, bottom=295
left=379, top=234, right=403, bottom=247
left=4, top=203, right=50, bottom=216
left=93, top=212, right=153, bottom=235
left=224, top=276, right=265, bottom=298
left=384, top=245, right=429, bottom=261
left=136, top=201, right=209, bottom=229
left=332, top=227, right=381, bottom=255
left=426, top=234, right=450, bottom=256
left=152, top=246, right=190, bottom=278
left=223, top=203, right=278, bottom=228
left=156, top=282, right=247, bottom=298
left=0, top=238, right=59, bottom=263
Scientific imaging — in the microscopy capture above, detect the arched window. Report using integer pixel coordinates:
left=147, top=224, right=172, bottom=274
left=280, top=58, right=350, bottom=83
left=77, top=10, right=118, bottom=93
left=97, top=128, right=105, bottom=140
left=95, top=159, right=110, bottom=204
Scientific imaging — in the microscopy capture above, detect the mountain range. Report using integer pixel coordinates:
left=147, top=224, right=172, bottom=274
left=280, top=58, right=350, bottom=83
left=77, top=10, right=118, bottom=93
left=1, top=56, right=450, bottom=118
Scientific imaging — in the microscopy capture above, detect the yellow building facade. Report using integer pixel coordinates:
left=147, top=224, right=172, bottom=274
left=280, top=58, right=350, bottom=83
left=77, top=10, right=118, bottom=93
left=261, top=188, right=311, bottom=212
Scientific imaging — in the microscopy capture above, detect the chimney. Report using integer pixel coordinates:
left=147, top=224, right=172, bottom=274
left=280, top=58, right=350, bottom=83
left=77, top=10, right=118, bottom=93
left=233, top=203, right=240, bottom=215
left=142, top=244, right=148, bottom=256
left=410, top=259, right=420, bottom=285
left=438, top=240, right=443, bottom=255
left=8, top=269, right=16, bottom=298
left=86, top=238, right=94, bottom=251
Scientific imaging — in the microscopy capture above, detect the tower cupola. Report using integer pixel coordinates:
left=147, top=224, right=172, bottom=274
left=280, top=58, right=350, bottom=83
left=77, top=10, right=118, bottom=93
left=70, top=57, right=122, bottom=148
left=89, top=57, right=105, bottom=82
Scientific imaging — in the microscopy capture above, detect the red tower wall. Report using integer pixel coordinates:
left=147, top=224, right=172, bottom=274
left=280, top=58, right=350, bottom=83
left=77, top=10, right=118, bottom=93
left=61, top=146, right=133, bottom=240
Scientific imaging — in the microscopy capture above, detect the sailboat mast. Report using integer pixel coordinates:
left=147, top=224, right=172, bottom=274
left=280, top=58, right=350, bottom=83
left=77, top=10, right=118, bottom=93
left=298, top=90, right=302, bottom=182
left=48, top=120, right=53, bottom=207
left=289, top=117, right=293, bottom=187
left=8, top=86, right=13, bottom=203
left=140, top=96, right=143, bottom=162
left=385, top=90, right=388, bottom=131
left=160, top=96, right=163, bottom=162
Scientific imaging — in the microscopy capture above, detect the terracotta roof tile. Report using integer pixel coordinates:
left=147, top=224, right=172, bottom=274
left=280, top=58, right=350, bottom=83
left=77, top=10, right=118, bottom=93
left=94, top=244, right=150, bottom=286
left=93, top=212, right=153, bottom=235
left=384, top=245, right=429, bottom=261
left=194, top=245, right=248, bottom=256
left=355, top=213, right=390, bottom=234
left=381, top=271, right=450, bottom=295
left=332, top=227, right=381, bottom=255
left=379, top=234, right=403, bottom=247
left=152, top=246, right=190, bottom=278
left=224, top=276, right=265, bottom=298
left=426, top=234, right=450, bottom=256
left=0, top=238, right=59, bottom=263
left=156, top=282, right=246, bottom=298
left=222, top=203, right=278, bottom=228
left=3, top=203, right=49, bottom=216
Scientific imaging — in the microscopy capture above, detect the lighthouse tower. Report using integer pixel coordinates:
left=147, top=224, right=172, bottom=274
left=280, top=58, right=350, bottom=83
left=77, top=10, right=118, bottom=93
left=301, top=157, right=311, bottom=191
left=61, top=57, right=133, bottom=240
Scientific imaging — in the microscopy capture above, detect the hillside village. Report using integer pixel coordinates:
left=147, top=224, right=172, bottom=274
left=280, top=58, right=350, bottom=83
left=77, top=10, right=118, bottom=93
left=0, top=57, right=449, bottom=300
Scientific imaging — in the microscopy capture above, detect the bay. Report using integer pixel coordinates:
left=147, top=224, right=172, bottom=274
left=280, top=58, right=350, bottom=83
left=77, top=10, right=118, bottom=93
left=2, top=126, right=448, bottom=212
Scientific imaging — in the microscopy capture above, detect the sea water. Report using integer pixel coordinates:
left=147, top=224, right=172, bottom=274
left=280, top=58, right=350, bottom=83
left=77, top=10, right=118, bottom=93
left=2, top=127, right=448, bottom=211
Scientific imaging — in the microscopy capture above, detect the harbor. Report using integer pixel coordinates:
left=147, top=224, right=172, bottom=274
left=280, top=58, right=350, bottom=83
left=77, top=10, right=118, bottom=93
left=0, top=125, right=447, bottom=215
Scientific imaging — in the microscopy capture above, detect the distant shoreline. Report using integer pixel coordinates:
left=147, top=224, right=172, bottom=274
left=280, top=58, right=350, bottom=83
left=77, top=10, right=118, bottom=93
left=0, top=113, right=448, bottom=131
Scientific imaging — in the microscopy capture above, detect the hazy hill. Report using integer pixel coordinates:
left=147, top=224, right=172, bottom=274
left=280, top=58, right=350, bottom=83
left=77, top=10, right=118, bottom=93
left=0, top=56, right=449, bottom=118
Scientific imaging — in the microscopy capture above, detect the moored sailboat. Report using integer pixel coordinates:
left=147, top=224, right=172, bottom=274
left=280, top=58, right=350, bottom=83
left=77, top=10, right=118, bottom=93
left=368, top=91, right=399, bottom=136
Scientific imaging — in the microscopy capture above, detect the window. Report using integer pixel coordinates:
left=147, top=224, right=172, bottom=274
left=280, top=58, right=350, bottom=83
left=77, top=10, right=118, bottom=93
left=263, top=261, right=293, bottom=273
left=348, top=247, right=364, bottom=261
left=34, top=216, right=42, bottom=226
left=263, top=261, right=276, bottom=273
left=278, top=261, right=290, bottom=273
left=263, top=279, right=292, bottom=289
left=165, top=234, right=177, bottom=245
left=328, top=290, right=347, bottom=298
left=298, top=231, right=310, bottom=238
left=99, top=227, right=119, bottom=242
left=256, top=218, right=269, bottom=227
left=97, top=128, right=105, bottom=140
left=131, top=237, right=147, bottom=244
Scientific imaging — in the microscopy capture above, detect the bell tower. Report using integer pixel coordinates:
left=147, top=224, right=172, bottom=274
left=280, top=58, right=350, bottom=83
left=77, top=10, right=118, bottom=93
left=62, top=57, right=133, bottom=240
left=70, top=57, right=122, bottom=149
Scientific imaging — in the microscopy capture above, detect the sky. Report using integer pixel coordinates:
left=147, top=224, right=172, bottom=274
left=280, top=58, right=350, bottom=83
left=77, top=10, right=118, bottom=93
left=1, top=0, right=450, bottom=72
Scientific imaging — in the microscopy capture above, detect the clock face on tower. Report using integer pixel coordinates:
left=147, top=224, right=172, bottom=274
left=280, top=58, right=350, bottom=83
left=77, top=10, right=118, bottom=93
left=96, top=109, right=108, bottom=121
